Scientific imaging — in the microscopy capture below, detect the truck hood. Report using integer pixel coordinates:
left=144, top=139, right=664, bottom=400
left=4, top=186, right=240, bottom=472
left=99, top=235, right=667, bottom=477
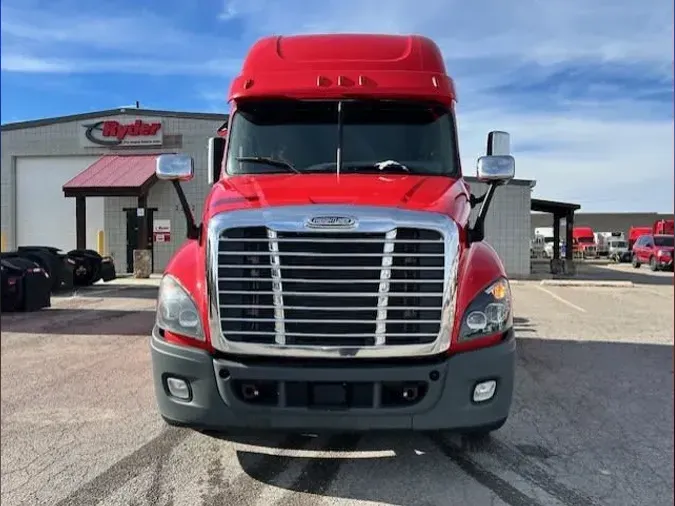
left=204, top=173, right=472, bottom=226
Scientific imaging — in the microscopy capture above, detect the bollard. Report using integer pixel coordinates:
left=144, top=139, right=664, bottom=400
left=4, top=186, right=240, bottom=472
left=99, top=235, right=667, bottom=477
left=96, top=230, right=105, bottom=255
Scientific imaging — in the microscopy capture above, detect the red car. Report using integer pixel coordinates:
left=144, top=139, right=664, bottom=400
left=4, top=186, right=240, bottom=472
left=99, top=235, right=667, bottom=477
left=632, top=234, right=674, bottom=271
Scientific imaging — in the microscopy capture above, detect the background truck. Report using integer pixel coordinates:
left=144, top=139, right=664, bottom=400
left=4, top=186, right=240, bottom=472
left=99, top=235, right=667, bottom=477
left=595, top=231, right=624, bottom=257
left=150, top=33, right=517, bottom=437
left=606, top=234, right=630, bottom=263
left=572, top=226, right=597, bottom=258
left=653, top=219, right=674, bottom=235
left=533, top=227, right=556, bottom=258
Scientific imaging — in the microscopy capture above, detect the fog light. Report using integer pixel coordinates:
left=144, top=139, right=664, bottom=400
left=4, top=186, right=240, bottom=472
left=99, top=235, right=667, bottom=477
left=166, top=377, right=191, bottom=400
left=473, top=380, right=497, bottom=402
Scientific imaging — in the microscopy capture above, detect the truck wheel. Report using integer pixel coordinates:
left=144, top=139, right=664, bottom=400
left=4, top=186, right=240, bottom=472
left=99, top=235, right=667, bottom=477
left=632, top=256, right=641, bottom=269
left=649, top=256, right=659, bottom=272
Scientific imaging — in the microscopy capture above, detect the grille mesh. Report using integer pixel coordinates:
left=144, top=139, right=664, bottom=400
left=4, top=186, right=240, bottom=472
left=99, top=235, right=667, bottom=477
left=217, top=226, right=445, bottom=347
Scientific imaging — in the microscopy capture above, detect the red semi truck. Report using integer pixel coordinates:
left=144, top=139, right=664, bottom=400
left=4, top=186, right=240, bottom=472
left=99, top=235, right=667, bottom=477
left=150, top=34, right=517, bottom=436
left=653, top=219, right=674, bottom=235
left=572, top=226, right=597, bottom=258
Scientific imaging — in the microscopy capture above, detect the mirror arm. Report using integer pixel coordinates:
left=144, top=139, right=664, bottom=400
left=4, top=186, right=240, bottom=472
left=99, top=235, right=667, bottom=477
left=468, top=183, right=498, bottom=244
left=171, top=180, right=200, bottom=240
left=469, top=192, right=487, bottom=208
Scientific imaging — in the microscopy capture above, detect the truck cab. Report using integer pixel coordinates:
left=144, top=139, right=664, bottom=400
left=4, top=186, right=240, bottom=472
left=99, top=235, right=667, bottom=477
left=150, top=34, right=517, bottom=436
left=653, top=219, right=674, bottom=236
left=572, top=227, right=597, bottom=259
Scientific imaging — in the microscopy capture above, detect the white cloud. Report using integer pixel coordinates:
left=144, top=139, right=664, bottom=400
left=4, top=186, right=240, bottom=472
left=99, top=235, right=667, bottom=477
left=0, top=3, right=238, bottom=73
left=1, top=0, right=673, bottom=211
left=0, top=54, right=240, bottom=76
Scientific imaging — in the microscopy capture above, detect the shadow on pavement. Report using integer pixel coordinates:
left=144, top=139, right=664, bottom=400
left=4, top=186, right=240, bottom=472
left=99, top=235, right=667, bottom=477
left=0, top=308, right=155, bottom=335
left=532, top=259, right=673, bottom=286
left=575, top=263, right=673, bottom=286
left=200, top=337, right=673, bottom=506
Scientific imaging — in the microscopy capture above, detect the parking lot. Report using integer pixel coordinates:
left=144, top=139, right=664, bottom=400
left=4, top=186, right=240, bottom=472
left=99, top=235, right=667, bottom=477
left=1, top=273, right=673, bottom=506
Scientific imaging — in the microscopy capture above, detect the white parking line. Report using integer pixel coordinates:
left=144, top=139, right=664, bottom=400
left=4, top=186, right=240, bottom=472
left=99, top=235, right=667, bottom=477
left=70, top=286, right=130, bottom=298
left=535, top=285, right=587, bottom=313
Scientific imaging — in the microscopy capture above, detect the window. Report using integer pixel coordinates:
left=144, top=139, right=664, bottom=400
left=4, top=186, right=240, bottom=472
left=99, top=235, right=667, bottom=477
left=654, top=235, right=674, bottom=247
left=225, top=99, right=460, bottom=176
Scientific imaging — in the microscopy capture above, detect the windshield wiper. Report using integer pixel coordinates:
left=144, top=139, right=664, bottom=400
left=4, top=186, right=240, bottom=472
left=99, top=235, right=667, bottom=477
left=344, top=160, right=411, bottom=173
left=235, top=156, right=300, bottom=174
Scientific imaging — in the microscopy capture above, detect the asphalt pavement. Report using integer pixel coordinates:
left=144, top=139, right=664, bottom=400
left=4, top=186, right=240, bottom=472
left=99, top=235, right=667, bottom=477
left=1, top=279, right=673, bottom=506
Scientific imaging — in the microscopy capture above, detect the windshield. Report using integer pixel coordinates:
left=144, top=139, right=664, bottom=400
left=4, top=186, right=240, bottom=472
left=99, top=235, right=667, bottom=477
left=225, top=99, right=460, bottom=176
left=654, top=236, right=674, bottom=247
left=577, top=236, right=594, bottom=244
left=610, top=241, right=627, bottom=248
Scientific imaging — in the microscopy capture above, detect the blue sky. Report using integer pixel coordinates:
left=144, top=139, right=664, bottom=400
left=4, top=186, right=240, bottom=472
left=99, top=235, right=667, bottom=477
left=1, top=0, right=673, bottom=212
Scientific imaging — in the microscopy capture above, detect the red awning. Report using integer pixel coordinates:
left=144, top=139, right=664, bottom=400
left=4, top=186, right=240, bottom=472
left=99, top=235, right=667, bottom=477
left=62, top=154, right=159, bottom=197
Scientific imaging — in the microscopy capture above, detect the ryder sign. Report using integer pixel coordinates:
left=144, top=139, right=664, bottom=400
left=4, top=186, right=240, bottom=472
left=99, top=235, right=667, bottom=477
left=81, top=118, right=163, bottom=147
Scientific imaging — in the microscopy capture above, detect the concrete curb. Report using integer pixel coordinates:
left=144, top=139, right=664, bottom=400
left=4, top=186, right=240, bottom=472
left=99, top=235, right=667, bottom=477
left=539, top=279, right=634, bottom=288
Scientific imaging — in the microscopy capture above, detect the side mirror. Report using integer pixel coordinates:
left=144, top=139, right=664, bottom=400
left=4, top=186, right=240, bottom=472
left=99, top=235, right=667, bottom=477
left=476, top=155, right=515, bottom=185
left=486, top=130, right=510, bottom=156
left=468, top=132, right=516, bottom=244
left=156, top=154, right=194, bottom=182
left=156, top=154, right=199, bottom=240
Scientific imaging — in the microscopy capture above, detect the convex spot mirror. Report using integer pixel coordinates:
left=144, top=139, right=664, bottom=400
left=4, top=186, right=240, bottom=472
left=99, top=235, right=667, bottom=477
left=156, top=154, right=195, bottom=182
left=486, top=130, right=510, bottom=156
left=476, top=155, right=515, bottom=184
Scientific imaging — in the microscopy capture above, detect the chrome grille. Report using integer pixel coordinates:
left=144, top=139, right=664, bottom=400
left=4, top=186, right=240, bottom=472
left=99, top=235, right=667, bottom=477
left=216, top=227, right=445, bottom=347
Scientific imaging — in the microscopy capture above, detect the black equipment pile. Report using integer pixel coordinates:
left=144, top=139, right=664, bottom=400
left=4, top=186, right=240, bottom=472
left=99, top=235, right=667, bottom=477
left=0, top=246, right=117, bottom=313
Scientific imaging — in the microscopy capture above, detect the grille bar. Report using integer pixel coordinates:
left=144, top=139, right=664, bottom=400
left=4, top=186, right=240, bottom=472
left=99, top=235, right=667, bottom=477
left=218, top=290, right=443, bottom=297
left=267, top=229, right=285, bottom=345
left=218, top=277, right=442, bottom=284
left=219, top=251, right=444, bottom=257
left=220, top=305, right=443, bottom=311
left=219, top=264, right=443, bottom=270
left=221, top=318, right=442, bottom=324
left=222, top=331, right=439, bottom=338
left=375, top=229, right=396, bottom=346
left=219, top=238, right=442, bottom=244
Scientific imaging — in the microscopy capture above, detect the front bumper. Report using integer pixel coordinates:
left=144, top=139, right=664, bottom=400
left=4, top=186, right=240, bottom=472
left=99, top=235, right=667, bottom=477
left=150, top=326, right=516, bottom=432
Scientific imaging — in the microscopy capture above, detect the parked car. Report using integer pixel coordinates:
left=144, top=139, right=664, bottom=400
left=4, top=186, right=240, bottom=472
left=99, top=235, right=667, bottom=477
left=631, top=234, right=674, bottom=271
left=628, top=226, right=652, bottom=252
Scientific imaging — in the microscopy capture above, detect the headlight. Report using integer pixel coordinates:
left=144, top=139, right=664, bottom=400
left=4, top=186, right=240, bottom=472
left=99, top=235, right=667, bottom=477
left=657, top=250, right=670, bottom=257
left=156, top=275, right=204, bottom=341
left=458, top=277, right=512, bottom=341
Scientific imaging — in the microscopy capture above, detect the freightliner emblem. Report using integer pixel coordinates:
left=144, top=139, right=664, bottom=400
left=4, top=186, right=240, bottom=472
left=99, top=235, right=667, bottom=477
left=305, top=216, right=358, bottom=229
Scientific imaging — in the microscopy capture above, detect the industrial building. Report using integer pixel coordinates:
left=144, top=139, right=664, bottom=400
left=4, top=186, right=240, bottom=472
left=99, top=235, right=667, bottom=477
left=1, top=107, right=536, bottom=277
left=532, top=212, right=674, bottom=239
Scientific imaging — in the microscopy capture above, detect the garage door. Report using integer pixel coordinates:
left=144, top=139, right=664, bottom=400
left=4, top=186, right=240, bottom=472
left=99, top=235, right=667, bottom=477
left=16, top=156, right=105, bottom=253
